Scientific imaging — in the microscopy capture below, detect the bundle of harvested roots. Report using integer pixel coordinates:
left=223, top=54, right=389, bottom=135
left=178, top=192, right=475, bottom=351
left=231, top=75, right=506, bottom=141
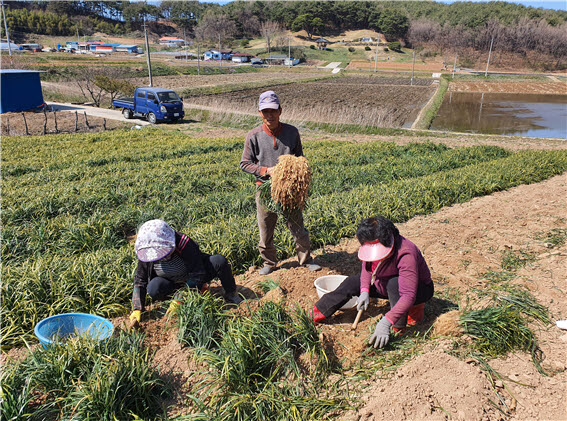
left=259, top=155, right=312, bottom=213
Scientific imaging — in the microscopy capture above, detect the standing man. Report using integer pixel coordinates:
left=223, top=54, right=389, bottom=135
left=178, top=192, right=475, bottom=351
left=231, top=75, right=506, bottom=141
left=240, top=90, right=320, bottom=275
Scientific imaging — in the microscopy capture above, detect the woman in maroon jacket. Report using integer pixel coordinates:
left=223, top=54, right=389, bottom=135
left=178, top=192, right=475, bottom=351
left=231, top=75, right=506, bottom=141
left=129, top=219, right=242, bottom=327
left=312, top=216, right=434, bottom=349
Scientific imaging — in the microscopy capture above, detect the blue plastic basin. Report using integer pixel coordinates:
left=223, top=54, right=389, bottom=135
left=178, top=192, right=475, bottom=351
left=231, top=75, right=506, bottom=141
left=34, top=313, right=114, bottom=348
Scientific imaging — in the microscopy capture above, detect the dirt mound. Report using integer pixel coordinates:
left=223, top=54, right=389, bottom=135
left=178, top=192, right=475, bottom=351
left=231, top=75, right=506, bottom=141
left=356, top=349, right=497, bottom=420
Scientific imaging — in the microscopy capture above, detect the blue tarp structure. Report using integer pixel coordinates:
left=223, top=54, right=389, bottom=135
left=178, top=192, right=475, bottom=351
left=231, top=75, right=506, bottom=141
left=0, top=69, right=46, bottom=113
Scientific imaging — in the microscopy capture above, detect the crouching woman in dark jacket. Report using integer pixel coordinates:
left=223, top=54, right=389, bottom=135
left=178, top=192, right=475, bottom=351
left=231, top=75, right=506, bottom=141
left=129, top=219, right=242, bottom=327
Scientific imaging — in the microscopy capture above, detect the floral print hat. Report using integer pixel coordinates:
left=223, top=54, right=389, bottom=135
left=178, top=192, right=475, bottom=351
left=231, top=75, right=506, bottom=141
left=135, top=219, right=176, bottom=262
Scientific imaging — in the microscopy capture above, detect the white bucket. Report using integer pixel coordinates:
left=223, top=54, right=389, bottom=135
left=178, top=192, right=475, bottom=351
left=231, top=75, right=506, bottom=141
left=313, top=275, right=358, bottom=310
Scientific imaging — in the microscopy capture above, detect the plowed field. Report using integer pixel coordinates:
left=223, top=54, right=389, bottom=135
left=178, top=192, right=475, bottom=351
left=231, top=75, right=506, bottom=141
left=449, top=81, right=567, bottom=94
left=347, top=61, right=446, bottom=72
left=128, top=70, right=332, bottom=92
left=189, top=77, right=436, bottom=128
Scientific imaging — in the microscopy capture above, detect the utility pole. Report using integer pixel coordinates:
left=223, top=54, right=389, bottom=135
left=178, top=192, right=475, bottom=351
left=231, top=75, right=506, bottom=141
left=197, top=42, right=200, bottom=75
left=478, top=92, right=485, bottom=123
left=143, top=17, right=153, bottom=87
left=218, top=33, right=222, bottom=69
left=184, top=27, right=187, bottom=63
left=374, top=37, right=379, bottom=72
left=485, top=36, right=494, bottom=77
left=288, top=32, right=291, bottom=68
left=411, top=51, right=416, bottom=85
left=452, top=54, right=457, bottom=79
left=1, top=0, right=12, bottom=58
left=76, top=27, right=79, bottom=44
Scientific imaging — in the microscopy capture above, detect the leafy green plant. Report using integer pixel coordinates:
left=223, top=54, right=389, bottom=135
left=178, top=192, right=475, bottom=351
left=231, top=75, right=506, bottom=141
left=461, top=306, right=537, bottom=357
left=536, top=227, right=567, bottom=248
left=461, top=286, right=550, bottom=370
left=0, top=332, right=169, bottom=420
left=257, top=278, right=281, bottom=293
left=388, top=41, right=402, bottom=51
left=173, top=291, right=229, bottom=349
left=501, top=250, right=536, bottom=271
left=482, top=270, right=516, bottom=283
left=187, top=301, right=343, bottom=420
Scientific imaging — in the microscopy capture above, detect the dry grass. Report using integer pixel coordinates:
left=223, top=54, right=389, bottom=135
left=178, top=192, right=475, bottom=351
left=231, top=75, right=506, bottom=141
left=433, top=310, right=464, bottom=337
left=271, top=155, right=312, bottom=211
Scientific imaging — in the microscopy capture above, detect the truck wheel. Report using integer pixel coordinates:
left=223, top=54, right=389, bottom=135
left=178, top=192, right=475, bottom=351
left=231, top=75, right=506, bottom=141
left=122, top=108, right=132, bottom=119
left=147, top=112, right=157, bottom=124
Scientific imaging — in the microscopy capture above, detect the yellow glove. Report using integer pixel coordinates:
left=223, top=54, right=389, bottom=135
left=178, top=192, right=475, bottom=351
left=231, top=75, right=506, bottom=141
left=129, top=310, right=142, bottom=324
left=166, top=300, right=182, bottom=317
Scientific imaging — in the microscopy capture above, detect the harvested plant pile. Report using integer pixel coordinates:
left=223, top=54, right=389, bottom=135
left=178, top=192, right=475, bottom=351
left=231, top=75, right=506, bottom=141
left=461, top=288, right=551, bottom=363
left=433, top=287, right=550, bottom=366
left=3, top=129, right=567, bottom=348
left=271, top=155, right=312, bottom=212
left=432, top=309, right=464, bottom=337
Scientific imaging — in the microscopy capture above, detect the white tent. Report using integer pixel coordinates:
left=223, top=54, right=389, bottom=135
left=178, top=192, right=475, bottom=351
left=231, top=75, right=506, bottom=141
left=0, top=42, right=20, bottom=51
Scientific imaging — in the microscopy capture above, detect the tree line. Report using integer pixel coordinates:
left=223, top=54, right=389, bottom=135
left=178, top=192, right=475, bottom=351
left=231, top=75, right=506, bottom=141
left=3, top=1, right=566, bottom=68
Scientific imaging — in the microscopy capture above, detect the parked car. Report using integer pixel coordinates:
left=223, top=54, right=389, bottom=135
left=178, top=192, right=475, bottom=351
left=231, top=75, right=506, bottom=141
left=112, top=87, right=184, bottom=124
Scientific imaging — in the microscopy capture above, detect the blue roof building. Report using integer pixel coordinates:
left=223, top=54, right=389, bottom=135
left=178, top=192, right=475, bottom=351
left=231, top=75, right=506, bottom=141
left=0, top=69, right=46, bottom=113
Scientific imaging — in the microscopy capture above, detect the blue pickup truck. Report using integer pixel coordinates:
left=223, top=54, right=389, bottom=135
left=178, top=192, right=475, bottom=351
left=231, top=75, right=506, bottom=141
left=112, top=87, right=184, bottom=124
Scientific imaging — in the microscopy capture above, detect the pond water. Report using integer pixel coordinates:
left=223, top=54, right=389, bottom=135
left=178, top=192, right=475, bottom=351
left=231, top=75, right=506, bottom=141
left=431, top=92, right=567, bottom=139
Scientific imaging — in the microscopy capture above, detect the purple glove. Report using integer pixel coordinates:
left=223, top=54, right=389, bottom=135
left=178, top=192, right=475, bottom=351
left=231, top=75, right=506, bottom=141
left=369, top=317, right=392, bottom=349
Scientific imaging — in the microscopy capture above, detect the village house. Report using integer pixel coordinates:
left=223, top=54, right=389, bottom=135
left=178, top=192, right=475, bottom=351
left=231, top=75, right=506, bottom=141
left=93, top=44, right=119, bottom=53
left=315, top=38, right=330, bottom=50
left=203, top=49, right=232, bottom=60
left=158, top=37, right=185, bottom=47
left=115, top=44, right=140, bottom=54
left=231, top=52, right=253, bottom=63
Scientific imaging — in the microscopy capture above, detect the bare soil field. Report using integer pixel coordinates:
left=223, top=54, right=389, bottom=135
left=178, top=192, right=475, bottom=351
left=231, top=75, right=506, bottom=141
left=449, top=81, right=567, bottom=95
left=188, top=78, right=436, bottom=128
left=96, top=171, right=565, bottom=420
left=0, top=109, right=127, bottom=136
left=128, top=70, right=332, bottom=92
left=347, top=61, right=447, bottom=72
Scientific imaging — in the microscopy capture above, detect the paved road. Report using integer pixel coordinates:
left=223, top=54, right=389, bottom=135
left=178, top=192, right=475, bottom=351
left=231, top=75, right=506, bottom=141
left=46, top=102, right=151, bottom=125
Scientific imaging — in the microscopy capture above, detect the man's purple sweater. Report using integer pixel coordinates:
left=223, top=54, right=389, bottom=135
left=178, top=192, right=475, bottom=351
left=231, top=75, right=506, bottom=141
left=360, top=236, right=432, bottom=325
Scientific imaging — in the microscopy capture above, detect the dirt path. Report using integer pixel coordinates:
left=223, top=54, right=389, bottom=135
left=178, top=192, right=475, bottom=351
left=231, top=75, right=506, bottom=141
left=47, top=102, right=150, bottom=125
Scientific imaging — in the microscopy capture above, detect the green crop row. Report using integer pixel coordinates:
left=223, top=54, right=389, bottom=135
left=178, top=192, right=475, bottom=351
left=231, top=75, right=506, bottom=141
left=2, top=129, right=566, bottom=348
left=1, top=332, right=169, bottom=420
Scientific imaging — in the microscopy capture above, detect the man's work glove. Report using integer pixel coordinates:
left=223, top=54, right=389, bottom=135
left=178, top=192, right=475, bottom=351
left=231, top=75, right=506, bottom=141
left=129, top=310, right=142, bottom=328
left=369, top=316, right=392, bottom=349
left=357, top=291, right=370, bottom=311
